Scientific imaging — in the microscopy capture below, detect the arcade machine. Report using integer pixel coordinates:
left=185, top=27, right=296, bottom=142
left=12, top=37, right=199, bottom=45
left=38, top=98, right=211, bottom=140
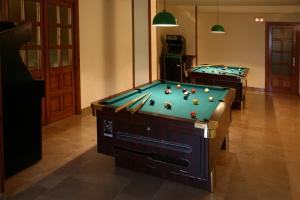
left=0, top=22, right=44, bottom=177
left=163, top=35, right=186, bottom=82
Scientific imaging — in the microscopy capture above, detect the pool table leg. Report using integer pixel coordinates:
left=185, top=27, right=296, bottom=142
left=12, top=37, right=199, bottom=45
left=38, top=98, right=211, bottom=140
left=221, top=134, right=229, bottom=150
left=210, top=169, right=216, bottom=192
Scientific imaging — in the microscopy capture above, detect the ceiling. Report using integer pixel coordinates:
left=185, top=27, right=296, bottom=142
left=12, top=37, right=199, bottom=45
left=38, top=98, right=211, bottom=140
left=167, top=0, right=300, bottom=6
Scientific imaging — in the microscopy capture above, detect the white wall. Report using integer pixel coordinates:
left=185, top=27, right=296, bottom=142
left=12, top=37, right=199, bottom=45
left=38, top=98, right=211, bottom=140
left=79, top=0, right=133, bottom=108
left=134, top=0, right=150, bottom=86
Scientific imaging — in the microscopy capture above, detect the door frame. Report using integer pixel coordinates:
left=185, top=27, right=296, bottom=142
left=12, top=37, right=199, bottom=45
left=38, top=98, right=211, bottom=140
left=265, top=22, right=300, bottom=93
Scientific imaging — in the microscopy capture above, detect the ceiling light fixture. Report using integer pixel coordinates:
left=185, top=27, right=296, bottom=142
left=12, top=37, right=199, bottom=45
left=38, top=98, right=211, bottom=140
left=211, top=0, right=225, bottom=33
left=255, top=17, right=264, bottom=22
left=152, top=0, right=178, bottom=27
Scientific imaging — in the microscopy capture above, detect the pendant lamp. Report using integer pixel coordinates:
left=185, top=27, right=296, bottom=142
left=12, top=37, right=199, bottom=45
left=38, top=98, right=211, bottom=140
left=152, top=0, right=178, bottom=27
left=211, top=0, right=225, bottom=33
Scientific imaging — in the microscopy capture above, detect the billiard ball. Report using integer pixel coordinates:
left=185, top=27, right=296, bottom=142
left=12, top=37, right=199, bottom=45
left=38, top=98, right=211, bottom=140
left=190, top=88, right=196, bottom=93
left=167, top=85, right=171, bottom=89
left=204, top=88, right=210, bottom=93
left=176, top=84, right=181, bottom=89
left=164, top=102, right=172, bottom=109
left=165, top=89, right=171, bottom=94
left=182, top=88, right=187, bottom=93
left=184, top=95, right=188, bottom=100
left=192, top=99, right=199, bottom=105
left=149, top=99, right=155, bottom=105
left=208, top=96, right=214, bottom=102
left=190, top=111, right=197, bottom=118
left=184, top=91, right=190, bottom=96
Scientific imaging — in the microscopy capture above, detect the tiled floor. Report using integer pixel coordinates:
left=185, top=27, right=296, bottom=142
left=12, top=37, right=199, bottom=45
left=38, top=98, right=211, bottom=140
left=5, top=91, right=300, bottom=200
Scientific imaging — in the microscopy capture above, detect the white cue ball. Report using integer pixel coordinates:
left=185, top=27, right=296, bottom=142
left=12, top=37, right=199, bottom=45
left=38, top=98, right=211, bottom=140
left=204, top=88, right=210, bottom=93
left=209, top=96, right=214, bottom=102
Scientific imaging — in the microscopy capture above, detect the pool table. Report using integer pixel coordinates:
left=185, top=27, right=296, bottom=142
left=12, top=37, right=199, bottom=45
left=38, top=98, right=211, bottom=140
left=91, top=80, right=235, bottom=192
left=189, top=65, right=249, bottom=109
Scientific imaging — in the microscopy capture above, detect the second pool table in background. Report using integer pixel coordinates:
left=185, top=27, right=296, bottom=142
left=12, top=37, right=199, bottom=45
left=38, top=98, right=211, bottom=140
left=189, top=65, right=249, bottom=109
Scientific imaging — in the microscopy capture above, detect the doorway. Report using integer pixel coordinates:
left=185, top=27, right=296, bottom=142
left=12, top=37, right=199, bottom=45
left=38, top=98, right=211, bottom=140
left=265, top=22, right=300, bottom=94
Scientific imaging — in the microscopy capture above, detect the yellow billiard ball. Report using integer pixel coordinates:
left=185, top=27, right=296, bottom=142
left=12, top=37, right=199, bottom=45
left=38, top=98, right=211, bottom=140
left=192, top=99, right=199, bottom=105
left=204, top=88, right=210, bottom=93
left=176, top=84, right=182, bottom=89
left=208, top=96, right=214, bottom=102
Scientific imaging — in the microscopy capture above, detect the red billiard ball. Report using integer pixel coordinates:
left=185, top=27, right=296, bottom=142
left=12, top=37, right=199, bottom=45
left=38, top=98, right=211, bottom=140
left=190, top=88, right=196, bottom=93
left=190, top=111, right=197, bottom=118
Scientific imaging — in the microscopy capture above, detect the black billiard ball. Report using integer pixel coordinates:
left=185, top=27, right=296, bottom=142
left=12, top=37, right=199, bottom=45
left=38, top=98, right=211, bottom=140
left=164, top=102, right=172, bottom=109
left=184, top=95, right=188, bottom=100
left=149, top=99, right=155, bottom=105
left=182, top=88, right=187, bottom=93
left=167, top=85, right=171, bottom=89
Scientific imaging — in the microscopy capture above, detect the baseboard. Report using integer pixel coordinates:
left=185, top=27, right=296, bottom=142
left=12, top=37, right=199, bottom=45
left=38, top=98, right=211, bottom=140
left=81, top=106, right=92, bottom=116
left=0, top=193, right=6, bottom=200
left=247, top=87, right=266, bottom=93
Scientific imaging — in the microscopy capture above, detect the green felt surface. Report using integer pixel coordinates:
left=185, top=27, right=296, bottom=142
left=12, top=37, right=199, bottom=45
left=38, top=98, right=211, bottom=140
left=192, top=65, right=247, bottom=76
left=103, top=81, right=229, bottom=121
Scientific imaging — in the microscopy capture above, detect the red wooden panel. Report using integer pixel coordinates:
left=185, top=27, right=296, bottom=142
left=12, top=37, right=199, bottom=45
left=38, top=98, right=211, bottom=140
left=63, top=71, right=72, bottom=88
left=49, top=74, right=60, bottom=90
left=50, top=96, right=60, bottom=112
left=63, top=92, right=73, bottom=108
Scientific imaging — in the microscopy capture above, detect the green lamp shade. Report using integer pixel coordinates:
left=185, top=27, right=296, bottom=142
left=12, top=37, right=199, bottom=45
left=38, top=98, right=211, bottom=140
left=152, top=11, right=178, bottom=27
left=211, top=24, right=225, bottom=33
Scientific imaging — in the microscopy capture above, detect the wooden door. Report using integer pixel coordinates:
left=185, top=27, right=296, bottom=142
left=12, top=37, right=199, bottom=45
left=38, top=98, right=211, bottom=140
left=266, top=23, right=299, bottom=93
left=45, top=1, right=75, bottom=122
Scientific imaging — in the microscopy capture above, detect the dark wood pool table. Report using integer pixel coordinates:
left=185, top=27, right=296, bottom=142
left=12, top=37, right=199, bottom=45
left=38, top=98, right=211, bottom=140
left=91, top=80, right=235, bottom=192
left=189, top=65, right=249, bottom=109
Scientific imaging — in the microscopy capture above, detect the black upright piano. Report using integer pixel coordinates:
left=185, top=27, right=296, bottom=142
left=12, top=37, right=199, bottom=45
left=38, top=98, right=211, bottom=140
left=0, top=22, right=44, bottom=177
